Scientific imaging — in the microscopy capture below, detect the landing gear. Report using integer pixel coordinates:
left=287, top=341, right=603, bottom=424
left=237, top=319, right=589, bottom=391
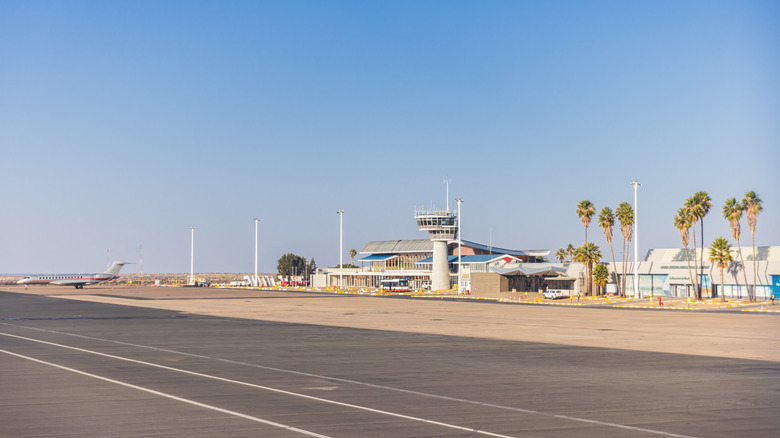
left=74, top=285, right=83, bottom=289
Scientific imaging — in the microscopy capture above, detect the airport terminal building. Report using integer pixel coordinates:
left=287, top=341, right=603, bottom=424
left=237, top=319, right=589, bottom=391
left=314, top=239, right=554, bottom=291
left=314, top=205, right=779, bottom=299
left=317, top=242, right=780, bottom=299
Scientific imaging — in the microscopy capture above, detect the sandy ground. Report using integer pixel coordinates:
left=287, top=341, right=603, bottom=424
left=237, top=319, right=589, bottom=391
left=4, top=285, right=779, bottom=362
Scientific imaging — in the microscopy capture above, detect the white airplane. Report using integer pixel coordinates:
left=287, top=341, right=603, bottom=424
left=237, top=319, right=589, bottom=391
left=17, top=261, right=128, bottom=289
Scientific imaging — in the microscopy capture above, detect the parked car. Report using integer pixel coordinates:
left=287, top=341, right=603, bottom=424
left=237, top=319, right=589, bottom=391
left=543, top=289, right=567, bottom=300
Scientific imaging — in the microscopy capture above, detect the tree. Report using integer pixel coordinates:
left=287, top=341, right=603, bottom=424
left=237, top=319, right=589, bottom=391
left=576, top=200, right=595, bottom=243
left=687, top=191, right=711, bottom=297
left=742, top=191, right=762, bottom=300
left=277, top=253, right=308, bottom=278
left=555, top=248, right=567, bottom=263
left=566, top=244, right=575, bottom=262
left=593, top=264, right=610, bottom=296
left=722, top=198, right=750, bottom=300
left=598, top=206, right=619, bottom=296
left=349, top=249, right=357, bottom=265
left=673, top=208, right=697, bottom=299
left=709, top=237, right=734, bottom=303
left=616, top=202, right=634, bottom=297
left=308, top=258, right=317, bottom=278
left=575, top=242, right=601, bottom=296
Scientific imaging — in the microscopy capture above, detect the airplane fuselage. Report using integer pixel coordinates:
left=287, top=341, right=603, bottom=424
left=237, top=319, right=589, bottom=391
left=17, top=261, right=127, bottom=289
left=17, top=274, right=116, bottom=288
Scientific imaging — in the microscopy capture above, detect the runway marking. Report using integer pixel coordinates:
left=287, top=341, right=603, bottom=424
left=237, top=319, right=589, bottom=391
left=0, top=332, right=515, bottom=438
left=0, top=348, right=331, bottom=438
left=1, top=324, right=697, bottom=438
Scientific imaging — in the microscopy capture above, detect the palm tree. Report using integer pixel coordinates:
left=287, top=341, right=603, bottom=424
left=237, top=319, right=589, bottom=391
left=722, top=198, right=750, bottom=300
left=598, top=206, right=619, bottom=296
left=691, top=191, right=712, bottom=296
left=349, top=249, right=357, bottom=266
left=742, top=191, right=762, bottom=299
left=566, top=244, right=575, bottom=262
left=593, top=264, right=610, bottom=296
left=555, top=248, right=567, bottom=263
left=576, top=200, right=595, bottom=243
left=673, top=208, right=697, bottom=299
left=576, top=242, right=601, bottom=296
left=616, top=202, right=634, bottom=297
left=685, top=192, right=710, bottom=298
left=709, top=237, right=734, bottom=303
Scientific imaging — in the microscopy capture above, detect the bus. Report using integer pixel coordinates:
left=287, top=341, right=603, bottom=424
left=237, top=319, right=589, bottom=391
left=380, top=278, right=410, bottom=292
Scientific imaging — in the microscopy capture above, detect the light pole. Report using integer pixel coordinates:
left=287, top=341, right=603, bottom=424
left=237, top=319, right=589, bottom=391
left=631, top=180, right=641, bottom=299
left=253, top=218, right=259, bottom=280
left=337, top=210, right=344, bottom=289
left=189, top=226, right=195, bottom=286
left=456, top=198, right=463, bottom=293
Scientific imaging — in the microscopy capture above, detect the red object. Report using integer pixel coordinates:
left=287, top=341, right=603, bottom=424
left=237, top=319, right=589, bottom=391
left=658, top=297, right=663, bottom=307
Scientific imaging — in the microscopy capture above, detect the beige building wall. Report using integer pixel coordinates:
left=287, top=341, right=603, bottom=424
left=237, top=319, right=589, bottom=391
left=471, top=272, right=508, bottom=297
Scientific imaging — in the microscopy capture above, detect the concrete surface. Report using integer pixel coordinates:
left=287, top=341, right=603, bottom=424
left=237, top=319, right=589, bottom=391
left=1, top=287, right=779, bottom=437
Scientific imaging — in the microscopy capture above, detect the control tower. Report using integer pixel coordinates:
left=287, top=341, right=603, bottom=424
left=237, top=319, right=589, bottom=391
left=415, top=206, right=457, bottom=291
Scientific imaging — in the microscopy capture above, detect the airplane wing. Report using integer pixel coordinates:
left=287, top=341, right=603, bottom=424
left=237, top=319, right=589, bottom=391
left=50, top=279, right=99, bottom=286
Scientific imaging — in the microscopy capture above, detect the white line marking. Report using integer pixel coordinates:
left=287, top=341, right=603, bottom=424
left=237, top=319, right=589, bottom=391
left=0, top=348, right=331, bottom=438
left=0, top=333, right=515, bottom=438
left=2, top=323, right=697, bottom=438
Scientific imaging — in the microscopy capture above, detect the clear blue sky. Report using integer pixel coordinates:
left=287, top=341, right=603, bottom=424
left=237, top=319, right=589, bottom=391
left=1, top=0, right=778, bottom=274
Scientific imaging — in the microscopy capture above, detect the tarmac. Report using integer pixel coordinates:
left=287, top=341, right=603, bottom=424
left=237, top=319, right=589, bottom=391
left=1, top=285, right=779, bottom=437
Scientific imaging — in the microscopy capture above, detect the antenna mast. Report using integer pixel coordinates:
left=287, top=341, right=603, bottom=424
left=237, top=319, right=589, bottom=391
left=443, top=177, right=451, bottom=211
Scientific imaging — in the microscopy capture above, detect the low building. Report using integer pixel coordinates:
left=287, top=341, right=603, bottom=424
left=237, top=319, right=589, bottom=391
left=613, top=246, right=780, bottom=299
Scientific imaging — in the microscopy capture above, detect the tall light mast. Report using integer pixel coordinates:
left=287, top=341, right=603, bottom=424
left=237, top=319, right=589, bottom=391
left=456, top=198, right=463, bottom=293
left=254, top=218, right=259, bottom=279
left=631, top=181, right=641, bottom=298
left=337, top=210, right=344, bottom=289
left=190, top=226, right=195, bottom=286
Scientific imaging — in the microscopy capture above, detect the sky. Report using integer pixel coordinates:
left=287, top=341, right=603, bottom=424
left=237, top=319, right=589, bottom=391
left=1, top=0, right=778, bottom=274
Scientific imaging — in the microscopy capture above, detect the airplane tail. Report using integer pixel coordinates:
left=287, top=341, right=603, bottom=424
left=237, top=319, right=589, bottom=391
left=103, top=261, right=128, bottom=276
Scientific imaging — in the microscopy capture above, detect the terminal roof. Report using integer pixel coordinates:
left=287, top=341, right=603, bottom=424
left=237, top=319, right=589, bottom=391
left=491, top=263, right=569, bottom=277
left=416, top=254, right=517, bottom=265
left=359, top=254, right=397, bottom=262
left=460, top=240, right=550, bottom=258
left=360, top=239, right=549, bottom=257
left=360, top=240, right=433, bottom=254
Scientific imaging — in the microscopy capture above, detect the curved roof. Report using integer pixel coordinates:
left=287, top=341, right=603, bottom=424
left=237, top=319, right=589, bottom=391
left=360, top=239, right=549, bottom=257
left=460, top=240, right=550, bottom=258
left=360, top=240, right=433, bottom=254
left=416, top=254, right=520, bottom=265
left=491, top=263, right=569, bottom=277
left=359, top=254, right=397, bottom=262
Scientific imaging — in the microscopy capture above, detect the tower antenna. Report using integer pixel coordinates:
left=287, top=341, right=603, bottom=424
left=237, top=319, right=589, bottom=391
left=443, top=177, right=451, bottom=212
